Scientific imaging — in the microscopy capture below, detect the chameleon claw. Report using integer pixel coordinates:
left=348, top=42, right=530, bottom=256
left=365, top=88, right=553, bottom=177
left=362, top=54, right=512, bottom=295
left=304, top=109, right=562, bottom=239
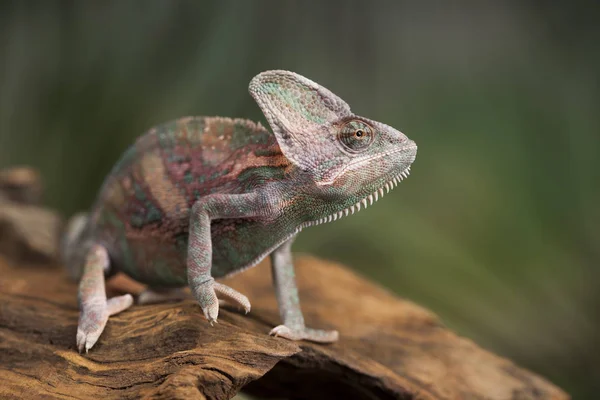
left=202, top=300, right=219, bottom=325
left=204, top=303, right=219, bottom=321
left=76, top=324, right=105, bottom=354
left=76, top=331, right=86, bottom=354
left=76, top=302, right=114, bottom=354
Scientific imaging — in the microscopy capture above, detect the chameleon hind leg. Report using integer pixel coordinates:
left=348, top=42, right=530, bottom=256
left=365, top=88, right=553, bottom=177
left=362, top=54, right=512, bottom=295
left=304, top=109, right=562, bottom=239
left=187, top=193, right=264, bottom=324
left=138, top=287, right=188, bottom=305
left=269, top=237, right=339, bottom=343
left=137, top=286, right=250, bottom=314
left=76, top=244, right=133, bottom=353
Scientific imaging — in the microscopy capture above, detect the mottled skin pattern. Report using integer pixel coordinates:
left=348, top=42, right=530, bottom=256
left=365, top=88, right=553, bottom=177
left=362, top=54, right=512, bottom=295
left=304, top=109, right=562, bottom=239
left=64, top=70, right=417, bottom=353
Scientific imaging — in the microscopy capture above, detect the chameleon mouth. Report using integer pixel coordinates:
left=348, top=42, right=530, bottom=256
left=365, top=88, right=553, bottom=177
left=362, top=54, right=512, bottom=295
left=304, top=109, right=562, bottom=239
left=299, top=165, right=411, bottom=229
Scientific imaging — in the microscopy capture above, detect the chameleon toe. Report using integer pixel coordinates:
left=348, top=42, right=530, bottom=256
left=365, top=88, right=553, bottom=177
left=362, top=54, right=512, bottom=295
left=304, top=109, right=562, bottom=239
left=213, top=282, right=251, bottom=314
left=203, top=301, right=219, bottom=324
left=269, top=325, right=339, bottom=343
left=76, top=330, right=86, bottom=353
left=107, top=294, right=134, bottom=316
left=193, top=280, right=220, bottom=323
left=76, top=326, right=103, bottom=354
left=305, top=328, right=339, bottom=343
left=269, top=325, right=295, bottom=339
left=138, top=288, right=187, bottom=305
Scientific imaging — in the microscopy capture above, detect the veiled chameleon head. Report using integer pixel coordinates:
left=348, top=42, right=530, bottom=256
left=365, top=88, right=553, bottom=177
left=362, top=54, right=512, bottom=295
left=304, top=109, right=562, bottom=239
left=249, top=70, right=416, bottom=208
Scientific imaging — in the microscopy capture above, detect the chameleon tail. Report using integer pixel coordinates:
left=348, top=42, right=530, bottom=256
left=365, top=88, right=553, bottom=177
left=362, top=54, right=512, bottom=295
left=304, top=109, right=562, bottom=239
left=61, top=212, right=89, bottom=281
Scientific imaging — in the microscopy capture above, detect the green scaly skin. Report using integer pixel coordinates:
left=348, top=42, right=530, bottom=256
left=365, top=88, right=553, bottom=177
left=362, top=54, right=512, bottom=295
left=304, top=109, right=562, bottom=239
left=64, top=70, right=417, bottom=353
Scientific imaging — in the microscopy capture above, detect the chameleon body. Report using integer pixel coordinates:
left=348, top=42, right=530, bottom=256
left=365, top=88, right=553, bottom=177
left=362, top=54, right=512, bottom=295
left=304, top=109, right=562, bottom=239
left=64, top=70, right=417, bottom=352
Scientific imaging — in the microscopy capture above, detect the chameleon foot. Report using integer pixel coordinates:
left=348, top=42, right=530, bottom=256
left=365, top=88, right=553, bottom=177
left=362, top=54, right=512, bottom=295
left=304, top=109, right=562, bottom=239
left=76, top=294, right=133, bottom=353
left=138, top=287, right=187, bottom=305
left=192, top=279, right=219, bottom=324
left=214, top=282, right=251, bottom=314
left=269, top=325, right=339, bottom=343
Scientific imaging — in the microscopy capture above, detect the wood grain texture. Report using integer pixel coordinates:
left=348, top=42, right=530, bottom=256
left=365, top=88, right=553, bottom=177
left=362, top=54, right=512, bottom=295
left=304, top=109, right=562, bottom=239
left=0, top=254, right=568, bottom=400
left=0, top=256, right=300, bottom=400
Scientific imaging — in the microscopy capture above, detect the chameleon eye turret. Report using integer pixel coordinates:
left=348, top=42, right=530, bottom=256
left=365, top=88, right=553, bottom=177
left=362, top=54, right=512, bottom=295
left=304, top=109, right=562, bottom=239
left=66, top=70, right=417, bottom=352
left=338, top=119, right=375, bottom=153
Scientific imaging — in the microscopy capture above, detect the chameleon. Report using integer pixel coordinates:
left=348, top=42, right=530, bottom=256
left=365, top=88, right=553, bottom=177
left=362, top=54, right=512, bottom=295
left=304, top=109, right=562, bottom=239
left=62, top=70, right=417, bottom=353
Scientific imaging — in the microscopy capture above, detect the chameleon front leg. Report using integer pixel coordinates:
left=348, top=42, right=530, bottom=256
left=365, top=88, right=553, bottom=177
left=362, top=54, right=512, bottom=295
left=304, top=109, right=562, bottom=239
left=269, top=237, right=339, bottom=343
left=76, top=244, right=133, bottom=353
left=187, top=192, right=264, bottom=324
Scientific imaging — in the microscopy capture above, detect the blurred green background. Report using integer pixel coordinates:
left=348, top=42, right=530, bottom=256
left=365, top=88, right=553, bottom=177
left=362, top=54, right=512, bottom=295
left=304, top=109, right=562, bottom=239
left=1, top=1, right=598, bottom=398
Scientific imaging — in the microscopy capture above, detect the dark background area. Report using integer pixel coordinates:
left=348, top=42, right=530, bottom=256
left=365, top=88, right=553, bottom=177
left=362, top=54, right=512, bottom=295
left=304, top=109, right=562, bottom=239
left=0, top=1, right=598, bottom=398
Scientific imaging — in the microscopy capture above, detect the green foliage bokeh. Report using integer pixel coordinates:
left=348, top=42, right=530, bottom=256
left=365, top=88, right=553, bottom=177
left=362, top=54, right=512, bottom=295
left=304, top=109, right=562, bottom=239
left=0, top=2, right=598, bottom=398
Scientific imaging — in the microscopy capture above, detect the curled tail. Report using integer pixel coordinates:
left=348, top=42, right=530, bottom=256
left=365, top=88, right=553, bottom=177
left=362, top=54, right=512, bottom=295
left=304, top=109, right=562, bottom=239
left=61, top=212, right=90, bottom=281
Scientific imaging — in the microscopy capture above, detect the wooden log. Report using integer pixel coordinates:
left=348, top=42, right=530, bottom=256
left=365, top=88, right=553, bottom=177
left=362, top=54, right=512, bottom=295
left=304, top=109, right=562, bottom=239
left=0, top=167, right=62, bottom=263
left=0, top=254, right=569, bottom=400
left=0, top=256, right=300, bottom=400
left=0, top=166, right=43, bottom=205
left=0, top=204, right=63, bottom=263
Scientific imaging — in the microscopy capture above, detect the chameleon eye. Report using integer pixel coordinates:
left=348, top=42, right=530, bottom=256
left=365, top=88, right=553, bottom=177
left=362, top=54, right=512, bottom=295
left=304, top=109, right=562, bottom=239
left=338, top=120, right=374, bottom=152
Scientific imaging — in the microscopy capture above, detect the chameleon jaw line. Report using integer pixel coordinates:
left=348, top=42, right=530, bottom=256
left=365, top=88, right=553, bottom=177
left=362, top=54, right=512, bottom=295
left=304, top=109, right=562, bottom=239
left=299, top=165, right=411, bottom=229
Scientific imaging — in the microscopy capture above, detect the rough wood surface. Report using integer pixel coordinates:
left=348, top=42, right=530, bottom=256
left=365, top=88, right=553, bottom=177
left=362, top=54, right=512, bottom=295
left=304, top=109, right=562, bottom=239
left=0, top=254, right=568, bottom=400
left=0, top=256, right=300, bottom=400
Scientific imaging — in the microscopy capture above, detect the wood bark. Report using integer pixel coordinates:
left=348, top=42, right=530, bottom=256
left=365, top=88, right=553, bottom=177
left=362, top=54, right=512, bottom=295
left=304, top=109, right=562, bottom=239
left=0, top=254, right=570, bottom=400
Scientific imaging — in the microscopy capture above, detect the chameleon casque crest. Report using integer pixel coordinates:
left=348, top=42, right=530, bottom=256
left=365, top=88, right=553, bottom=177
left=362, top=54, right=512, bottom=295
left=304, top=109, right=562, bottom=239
left=64, top=70, right=417, bottom=352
